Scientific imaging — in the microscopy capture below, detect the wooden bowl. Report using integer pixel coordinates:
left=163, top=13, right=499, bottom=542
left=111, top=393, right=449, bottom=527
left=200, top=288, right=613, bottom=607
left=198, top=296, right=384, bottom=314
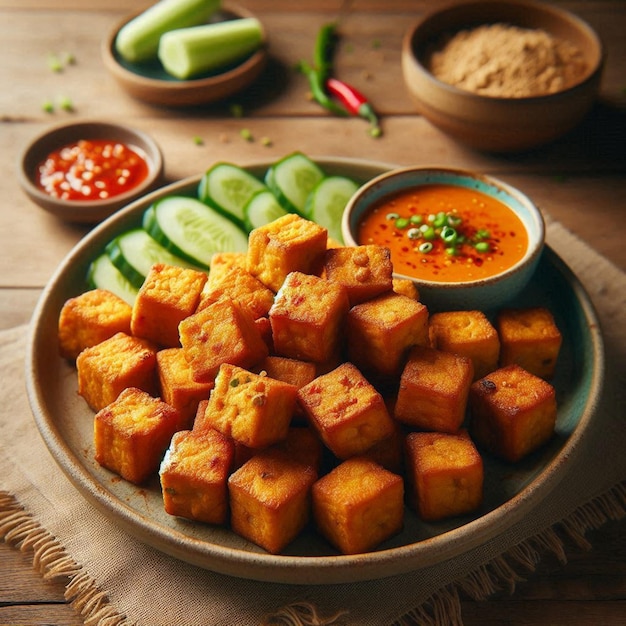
left=401, top=0, right=604, bottom=152
left=18, top=120, right=164, bottom=224
left=101, top=2, right=268, bottom=107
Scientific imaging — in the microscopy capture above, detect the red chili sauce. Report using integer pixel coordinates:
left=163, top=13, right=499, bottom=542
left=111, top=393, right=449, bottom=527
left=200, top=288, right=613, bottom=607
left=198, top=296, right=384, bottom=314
left=357, top=184, right=528, bottom=283
left=36, top=139, right=149, bottom=201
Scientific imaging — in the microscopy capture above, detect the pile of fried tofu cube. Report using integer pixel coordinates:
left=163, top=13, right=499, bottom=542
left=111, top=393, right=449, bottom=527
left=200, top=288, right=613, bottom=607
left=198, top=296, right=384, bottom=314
left=58, top=213, right=562, bottom=555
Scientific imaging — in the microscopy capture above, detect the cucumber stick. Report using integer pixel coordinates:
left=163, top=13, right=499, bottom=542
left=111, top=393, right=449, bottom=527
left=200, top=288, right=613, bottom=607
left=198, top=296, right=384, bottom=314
left=106, top=229, right=203, bottom=289
left=243, top=189, right=288, bottom=231
left=87, top=254, right=139, bottom=306
left=265, top=152, right=325, bottom=216
left=198, top=163, right=266, bottom=229
left=305, top=176, right=359, bottom=244
left=158, top=17, right=263, bottom=80
left=143, top=195, right=248, bottom=268
left=115, top=0, right=220, bottom=63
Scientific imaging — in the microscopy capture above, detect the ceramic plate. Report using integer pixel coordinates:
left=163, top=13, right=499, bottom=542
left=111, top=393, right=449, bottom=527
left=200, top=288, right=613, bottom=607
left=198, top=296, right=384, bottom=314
left=26, top=157, right=604, bottom=584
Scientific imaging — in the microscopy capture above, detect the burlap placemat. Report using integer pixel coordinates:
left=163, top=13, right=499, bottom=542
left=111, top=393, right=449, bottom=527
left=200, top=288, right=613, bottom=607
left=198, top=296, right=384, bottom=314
left=1, top=219, right=625, bottom=626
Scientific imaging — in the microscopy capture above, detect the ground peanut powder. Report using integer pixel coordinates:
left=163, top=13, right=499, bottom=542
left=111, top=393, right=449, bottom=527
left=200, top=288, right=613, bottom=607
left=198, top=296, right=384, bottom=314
left=427, top=23, right=588, bottom=98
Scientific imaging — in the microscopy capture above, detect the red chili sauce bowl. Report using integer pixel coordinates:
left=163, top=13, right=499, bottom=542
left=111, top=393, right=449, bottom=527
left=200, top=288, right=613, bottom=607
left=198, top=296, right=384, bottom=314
left=18, top=121, right=164, bottom=224
left=342, top=167, right=545, bottom=312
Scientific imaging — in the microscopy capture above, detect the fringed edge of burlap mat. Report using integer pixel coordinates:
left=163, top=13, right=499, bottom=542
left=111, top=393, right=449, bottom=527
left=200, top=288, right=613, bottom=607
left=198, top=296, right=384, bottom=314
left=2, top=481, right=625, bottom=626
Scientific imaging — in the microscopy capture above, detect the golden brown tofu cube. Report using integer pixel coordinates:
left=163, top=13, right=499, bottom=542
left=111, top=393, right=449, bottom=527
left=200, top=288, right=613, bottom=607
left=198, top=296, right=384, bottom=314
left=202, top=364, right=298, bottom=449
left=269, top=271, right=349, bottom=364
left=179, top=297, right=268, bottom=384
left=94, top=387, right=180, bottom=484
left=429, top=310, right=500, bottom=380
left=246, top=213, right=327, bottom=292
left=131, top=263, right=207, bottom=348
left=199, top=264, right=275, bottom=320
left=298, top=362, right=395, bottom=459
left=496, top=307, right=562, bottom=379
left=405, top=430, right=483, bottom=521
left=156, top=348, right=214, bottom=430
left=469, top=364, right=557, bottom=462
left=160, top=428, right=234, bottom=524
left=312, top=457, right=404, bottom=554
left=228, top=449, right=317, bottom=554
left=58, top=288, right=132, bottom=360
left=77, top=332, right=157, bottom=412
left=395, top=345, right=474, bottom=433
left=323, top=245, right=393, bottom=305
left=393, top=277, right=420, bottom=300
left=347, top=292, right=429, bottom=380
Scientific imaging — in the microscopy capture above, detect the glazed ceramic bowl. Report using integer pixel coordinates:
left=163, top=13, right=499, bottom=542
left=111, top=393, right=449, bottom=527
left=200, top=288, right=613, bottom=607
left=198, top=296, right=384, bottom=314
left=18, top=120, right=164, bottom=224
left=401, top=0, right=604, bottom=152
left=102, top=2, right=267, bottom=107
left=342, top=167, right=545, bottom=311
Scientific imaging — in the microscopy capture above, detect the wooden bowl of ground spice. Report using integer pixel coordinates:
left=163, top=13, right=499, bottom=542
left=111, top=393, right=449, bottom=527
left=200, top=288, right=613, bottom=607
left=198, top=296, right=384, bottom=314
left=401, top=0, right=604, bottom=152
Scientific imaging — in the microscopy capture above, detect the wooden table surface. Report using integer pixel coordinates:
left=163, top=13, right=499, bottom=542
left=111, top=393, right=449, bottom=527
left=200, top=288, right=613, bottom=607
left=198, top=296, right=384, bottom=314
left=1, top=1, right=625, bottom=624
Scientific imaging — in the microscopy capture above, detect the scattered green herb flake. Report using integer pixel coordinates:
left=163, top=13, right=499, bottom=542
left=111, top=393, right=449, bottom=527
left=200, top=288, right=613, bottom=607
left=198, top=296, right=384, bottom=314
left=42, top=100, right=55, bottom=113
left=369, top=126, right=382, bottom=138
left=61, top=51, right=75, bottom=65
left=230, top=103, right=244, bottom=118
left=47, top=54, right=63, bottom=72
left=230, top=378, right=240, bottom=388
left=193, top=135, right=204, bottom=146
left=240, top=128, right=253, bottom=142
left=372, top=39, right=381, bottom=49
left=261, top=136, right=272, bottom=147
left=58, top=95, right=74, bottom=112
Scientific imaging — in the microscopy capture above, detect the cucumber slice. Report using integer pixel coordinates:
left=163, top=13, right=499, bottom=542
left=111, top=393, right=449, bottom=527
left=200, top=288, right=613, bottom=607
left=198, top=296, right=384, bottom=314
left=198, top=162, right=266, bottom=229
left=158, top=17, right=263, bottom=80
left=305, top=176, right=360, bottom=244
left=115, top=0, right=220, bottom=64
left=265, top=152, right=325, bottom=216
left=87, top=254, right=139, bottom=306
left=243, top=189, right=289, bottom=231
left=143, top=195, right=248, bottom=268
left=105, top=228, right=203, bottom=289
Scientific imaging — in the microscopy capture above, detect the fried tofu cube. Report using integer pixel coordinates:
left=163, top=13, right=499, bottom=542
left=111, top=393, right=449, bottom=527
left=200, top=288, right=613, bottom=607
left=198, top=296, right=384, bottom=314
left=312, top=457, right=404, bottom=554
left=393, top=277, right=420, bottom=300
left=77, top=332, right=157, bottom=412
left=298, top=363, right=395, bottom=459
left=58, top=289, right=132, bottom=360
left=362, top=420, right=405, bottom=475
left=469, top=364, right=557, bottom=462
left=198, top=264, right=275, bottom=320
left=156, top=348, right=214, bottom=430
left=246, top=213, right=327, bottom=292
left=347, top=292, right=429, bottom=379
left=405, top=430, right=483, bottom=521
left=394, top=345, right=474, bottom=433
left=179, top=297, right=268, bottom=384
left=131, top=263, right=207, bottom=348
left=496, top=307, right=562, bottom=379
left=429, top=310, right=500, bottom=380
left=159, top=428, right=234, bottom=524
left=228, top=449, right=317, bottom=554
left=202, top=364, right=298, bottom=449
left=207, top=251, right=247, bottom=283
left=269, top=271, right=349, bottom=363
left=323, top=245, right=393, bottom=305
left=94, top=387, right=180, bottom=484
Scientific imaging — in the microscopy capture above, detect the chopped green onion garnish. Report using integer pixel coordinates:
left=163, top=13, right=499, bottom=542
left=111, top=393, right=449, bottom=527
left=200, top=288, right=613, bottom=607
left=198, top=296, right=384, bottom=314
left=240, top=128, right=253, bottom=142
left=386, top=212, right=400, bottom=220
left=475, top=229, right=490, bottom=240
left=42, top=100, right=54, bottom=113
left=433, top=212, right=447, bottom=228
left=447, top=215, right=462, bottom=227
left=395, top=217, right=409, bottom=229
left=47, top=54, right=63, bottom=72
left=441, top=225, right=457, bottom=244
left=410, top=215, right=423, bottom=225
left=422, top=226, right=436, bottom=240
left=407, top=228, right=421, bottom=239
left=193, top=136, right=204, bottom=145
left=418, top=242, right=433, bottom=253
left=475, top=241, right=491, bottom=253
left=58, top=95, right=74, bottom=111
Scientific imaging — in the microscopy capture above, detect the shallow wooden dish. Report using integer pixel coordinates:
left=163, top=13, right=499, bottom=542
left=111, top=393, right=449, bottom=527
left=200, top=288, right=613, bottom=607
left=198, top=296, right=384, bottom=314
left=101, top=2, right=268, bottom=107
left=26, top=158, right=604, bottom=584
left=18, top=120, right=163, bottom=224
left=402, top=0, right=604, bottom=152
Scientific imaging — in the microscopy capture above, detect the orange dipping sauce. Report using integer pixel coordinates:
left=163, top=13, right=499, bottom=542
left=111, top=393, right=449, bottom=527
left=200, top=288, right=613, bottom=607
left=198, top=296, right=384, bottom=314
left=357, top=184, right=528, bottom=283
left=36, top=139, right=149, bottom=202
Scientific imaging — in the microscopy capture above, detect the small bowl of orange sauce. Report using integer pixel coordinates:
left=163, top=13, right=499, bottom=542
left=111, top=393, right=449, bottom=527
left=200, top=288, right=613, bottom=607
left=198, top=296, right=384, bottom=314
left=342, top=167, right=545, bottom=311
left=18, top=120, right=164, bottom=224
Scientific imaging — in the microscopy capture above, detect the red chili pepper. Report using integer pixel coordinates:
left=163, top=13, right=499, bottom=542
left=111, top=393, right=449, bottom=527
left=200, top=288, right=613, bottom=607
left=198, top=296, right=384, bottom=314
left=325, top=77, right=381, bottom=136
